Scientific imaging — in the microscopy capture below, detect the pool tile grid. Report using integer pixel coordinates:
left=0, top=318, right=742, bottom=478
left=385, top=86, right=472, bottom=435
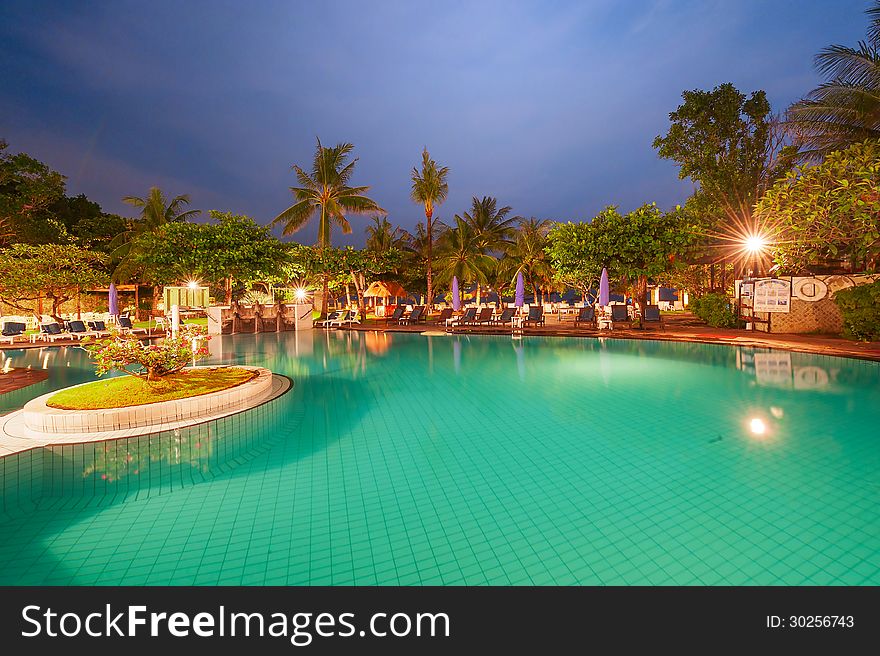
left=0, top=333, right=877, bottom=586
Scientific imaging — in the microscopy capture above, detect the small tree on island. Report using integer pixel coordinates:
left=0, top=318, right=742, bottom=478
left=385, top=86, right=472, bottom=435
left=83, top=325, right=210, bottom=383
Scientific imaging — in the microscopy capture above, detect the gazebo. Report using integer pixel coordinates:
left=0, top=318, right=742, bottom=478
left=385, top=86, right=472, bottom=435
left=363, top=281, right=408, bottom=317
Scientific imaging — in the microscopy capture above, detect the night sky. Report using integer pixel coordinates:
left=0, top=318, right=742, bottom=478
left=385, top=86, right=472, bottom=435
left=0, top=0, right=868, bottom=246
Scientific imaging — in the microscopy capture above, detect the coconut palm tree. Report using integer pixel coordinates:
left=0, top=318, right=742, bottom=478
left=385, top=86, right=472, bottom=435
left=459, top=196, right=517, bottom=252
left=433, top=217, right=495, bottom=297
left=112, top=186, right=200, bottom=317
left=787, top=2, right=880, bottom=158
left=365, top=216, right=408, bottom=254
left=410, top=148, right=449, bottom=311
left=499, top=217, right=553, bottom=303
left=273, top=139, right=385, bottom=316
left=455, top=196, right=516, bottom=303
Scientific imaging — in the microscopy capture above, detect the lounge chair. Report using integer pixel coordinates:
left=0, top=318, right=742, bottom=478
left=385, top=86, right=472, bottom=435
left=522, top=306, right=545, bottom=327
left=446, top=307, right=477, bottom=330
left=490, top=307, right=517, bottom=326
left=573, top=306, right=597, bottom=329
left=610, top=304, right=632, bottom=328
left=399, top=306, right=425, bottom=325
left=38, top=323, right=69, bottom=342
left=66, top=320, right=98, bottom=340
left=315, top=311, right=341, bottom=328
left=381, top=307, right=406, bottom=324
left=329, top=310, right=355, bottom=327
left=469, top=307, right=494, bottom=325
left=87, top=320, right=113, bottom=336
left=432, top=308, right=453, bottom=324
left=1, top=321, right=27, bottom=344
left=117, top=316, right=148, bottom=334
left=642, top=305, right=664, bottom=330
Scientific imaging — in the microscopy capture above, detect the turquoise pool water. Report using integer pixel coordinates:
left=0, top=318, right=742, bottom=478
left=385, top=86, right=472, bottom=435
left=0, top=331, right=878, bottom=585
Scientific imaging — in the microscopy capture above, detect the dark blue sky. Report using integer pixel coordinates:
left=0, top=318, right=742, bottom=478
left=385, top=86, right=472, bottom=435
left=0, top=0, right=869, bottom=246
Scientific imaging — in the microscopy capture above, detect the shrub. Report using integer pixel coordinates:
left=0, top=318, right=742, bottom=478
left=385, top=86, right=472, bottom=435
left=833, top=280, right=880, bottom=341
left=690, top=292, right=737, bottom=328
left=83, top=324, right=210, bottom=382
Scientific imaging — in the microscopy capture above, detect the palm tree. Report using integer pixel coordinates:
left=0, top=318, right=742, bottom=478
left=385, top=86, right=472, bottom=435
left=112, top=186, right=200, bottom=316
left=365, top=216, right=408, bottom=254
left=499, top=217, right=553, bottom=303
left=433, top=217, right=495, bottom=300
left=456, top=196, right=516, bottom=303
left=787, top=2, right=880, bottom=158
left=410, top=148, right=449, bottom=311
left=459, top=196, right=517, bottom=251
left=273, top=139, right=385, bottom=316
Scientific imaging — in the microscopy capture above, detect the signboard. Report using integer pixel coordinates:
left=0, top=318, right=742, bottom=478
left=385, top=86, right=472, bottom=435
left=163, top=286, right=209, bottom=309
left=753, top=279, right=791, bottom=313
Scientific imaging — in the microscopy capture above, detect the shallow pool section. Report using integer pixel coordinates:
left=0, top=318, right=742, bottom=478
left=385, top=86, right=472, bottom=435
left=1, top=332, right=878, bottom=585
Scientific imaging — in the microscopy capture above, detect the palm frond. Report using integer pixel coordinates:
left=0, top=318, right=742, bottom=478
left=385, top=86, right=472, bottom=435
left=272, top=200, right=316, bottom=235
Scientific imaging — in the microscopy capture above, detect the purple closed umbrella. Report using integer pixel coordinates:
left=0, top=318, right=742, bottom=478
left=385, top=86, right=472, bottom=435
left=452, top=276, right=461, bottom=311
left=109, top=282, right=119, bottom=316
left=599, top=268, right=610, bottom=306
left=515, top=271, right=524, bottom=307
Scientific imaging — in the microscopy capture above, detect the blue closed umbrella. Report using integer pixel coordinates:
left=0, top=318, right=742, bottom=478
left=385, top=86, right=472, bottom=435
left=515, top=271, right=524, bottom=307
left=599, top=268, right=610, bottom=306
left=452, top=276, right=461, bottom=311
left=109, top=282, right=119, bottom=316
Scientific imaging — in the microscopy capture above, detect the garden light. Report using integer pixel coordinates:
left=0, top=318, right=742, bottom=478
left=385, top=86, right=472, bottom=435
left=744, top=234, right=767, bottom=254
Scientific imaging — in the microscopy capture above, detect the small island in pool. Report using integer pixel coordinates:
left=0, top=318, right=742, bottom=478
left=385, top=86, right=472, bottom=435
left=46, top=367, right=258, bottom=410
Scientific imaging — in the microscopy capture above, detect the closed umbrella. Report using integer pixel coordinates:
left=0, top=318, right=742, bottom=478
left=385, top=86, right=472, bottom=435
left=599, top=268, right=610, bottom=307
left=109, top=282, right=119, bottom=317
left=452, top=276, right=461, bottom=311
left=515, top=271, right=524, bottom=307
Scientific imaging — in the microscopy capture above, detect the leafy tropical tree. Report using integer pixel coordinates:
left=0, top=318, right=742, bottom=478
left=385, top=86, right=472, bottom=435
left=0, top=139, right=67, bottom=244
left=132, top=211, right=289, bottom=303
left=548, top=205, right=695, bottom=315
left=591, top=204, right=696, bottom=313
left=653, top=83, right=797, bottom=286
left=0, top=243, right=107, bottom=322
left=654, top=84, right=796, bottom=216
left=755, top=140, right=880, bottom=273
left=433, top=217, right=495, bottom=298
left=787, top=2, right=880, bottom=159
left=410, top=148, right=449, bottom=310
left=273, top=139, right=385, bottom=316
left=546, top=221, right=602, bottom=302
left=50, top=193, right=127, bottom=253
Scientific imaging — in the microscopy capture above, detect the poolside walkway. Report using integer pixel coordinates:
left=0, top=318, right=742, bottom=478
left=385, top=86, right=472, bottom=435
left=341, top=312, right=880, bottom=362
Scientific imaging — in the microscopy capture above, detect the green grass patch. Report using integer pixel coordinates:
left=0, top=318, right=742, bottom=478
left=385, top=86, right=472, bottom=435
left=47, top=367, right=257, bottom=410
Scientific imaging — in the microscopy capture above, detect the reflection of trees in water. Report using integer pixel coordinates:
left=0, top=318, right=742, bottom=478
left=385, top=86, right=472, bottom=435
left=33, top=400, right=289, bottom=504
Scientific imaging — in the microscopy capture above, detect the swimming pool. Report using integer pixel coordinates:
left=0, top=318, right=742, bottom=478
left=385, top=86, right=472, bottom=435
left=1, top=331, right=878, bottom=585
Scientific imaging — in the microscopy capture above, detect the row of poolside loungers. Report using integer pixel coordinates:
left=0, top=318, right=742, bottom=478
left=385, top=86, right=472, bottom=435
left=362, top=305, right=664, bottom=333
